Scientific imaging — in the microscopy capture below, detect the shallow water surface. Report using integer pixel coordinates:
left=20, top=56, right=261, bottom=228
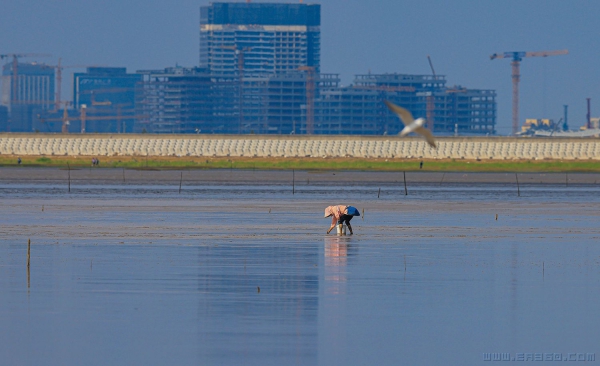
left=1, top=173, right=600, bottom=365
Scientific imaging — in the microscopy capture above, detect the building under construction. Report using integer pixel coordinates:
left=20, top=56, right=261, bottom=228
left=312, top=73, right=496, bottom=135
left=135, top=67, right=222, bottom=134
left=240, top=72, right=338, bottom=134
left=199, top=2, right=320, bottom=76
left=135, top=68, right=495, bottom=136
left=135, top=66, right=339, bottom=135
left=1, top=62, right=55, bottom=132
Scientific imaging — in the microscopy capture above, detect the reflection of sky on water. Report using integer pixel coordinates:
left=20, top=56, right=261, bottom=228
left=1, top=182, right=600, bottom=365
left=195, top=243, right=319, bottom=364
left=324, top=236, right=355, bottom=294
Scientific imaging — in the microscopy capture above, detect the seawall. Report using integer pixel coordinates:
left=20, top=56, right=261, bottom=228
left=1, top=133, right=599, bottom=160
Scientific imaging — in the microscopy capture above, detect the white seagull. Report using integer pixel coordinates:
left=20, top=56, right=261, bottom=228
left=385, top=100, right=437, bottom=148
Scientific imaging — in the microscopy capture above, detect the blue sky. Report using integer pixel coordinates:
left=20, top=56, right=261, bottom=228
left=1, top=0, right=598, bottom=134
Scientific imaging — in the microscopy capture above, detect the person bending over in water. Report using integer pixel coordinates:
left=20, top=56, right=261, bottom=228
left=324, top=205, right=360, bottom=235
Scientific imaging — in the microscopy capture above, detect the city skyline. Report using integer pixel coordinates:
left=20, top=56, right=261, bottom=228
left=0, top=0, right=597, bottom=134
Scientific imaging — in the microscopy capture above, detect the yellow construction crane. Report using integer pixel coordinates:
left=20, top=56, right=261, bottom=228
left=490, top=49, right=568, bottom=135
left=38, top=105, right=147, bottom=134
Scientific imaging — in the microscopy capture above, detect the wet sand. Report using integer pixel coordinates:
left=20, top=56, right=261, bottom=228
left=1, top=176, right=600, bottom=365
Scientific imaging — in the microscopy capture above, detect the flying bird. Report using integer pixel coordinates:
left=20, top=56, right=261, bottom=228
left=385, top=100, right=437, bottom=148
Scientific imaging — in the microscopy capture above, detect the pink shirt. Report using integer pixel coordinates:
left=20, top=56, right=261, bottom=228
left=324, top=205, right=348, bottom=226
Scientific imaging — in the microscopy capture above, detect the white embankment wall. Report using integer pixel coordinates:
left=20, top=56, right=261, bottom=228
left=1, top=133, right=600, bottom=160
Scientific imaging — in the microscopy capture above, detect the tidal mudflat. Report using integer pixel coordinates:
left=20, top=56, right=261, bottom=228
left=1, top=168, right=600, bottom=365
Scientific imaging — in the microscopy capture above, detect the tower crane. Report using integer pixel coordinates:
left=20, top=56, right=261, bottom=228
left=298, top=66, right=316, bottom=134
left=0, top=53, right=51, bottom=105
left=53, top=59, right=102, bottom=110
left=490, top=49, right=568, bottom=135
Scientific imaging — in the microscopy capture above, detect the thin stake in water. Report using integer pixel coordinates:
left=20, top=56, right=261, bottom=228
left=67, top=162, right=71, bottom=193
left=362, top=208, right=364, bottom=221
left=515, top=173, right=520, bottom=197
left=378, top=188, right=381, bottom=198
left=292, top=169, right=295, bottom=195
left=179, top=172, right=183, bottom=194
left=440, top=172, right=445, bottom=186
left=27, top=239, right=31, bottom=288
left=403, top=171, right=408, bottom=195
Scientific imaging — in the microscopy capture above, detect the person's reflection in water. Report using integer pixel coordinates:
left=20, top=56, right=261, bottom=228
left=324, top=236, right=354, bottom=295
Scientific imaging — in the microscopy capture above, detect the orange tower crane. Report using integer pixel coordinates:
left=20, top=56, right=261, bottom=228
left=53, top=59, right=101, bottom=110
left=298, top=66, right=316, bottom=134
left=490, top=49, right=568, bottom=135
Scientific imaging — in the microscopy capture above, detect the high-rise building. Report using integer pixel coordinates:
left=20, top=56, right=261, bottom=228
left=177, top=2, right=322, bottom=134
left=1, top=62, right=55, bottom=110
left=200, top=2, right=321, bottom=76
left=1, top=62, right=55, bottom=132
